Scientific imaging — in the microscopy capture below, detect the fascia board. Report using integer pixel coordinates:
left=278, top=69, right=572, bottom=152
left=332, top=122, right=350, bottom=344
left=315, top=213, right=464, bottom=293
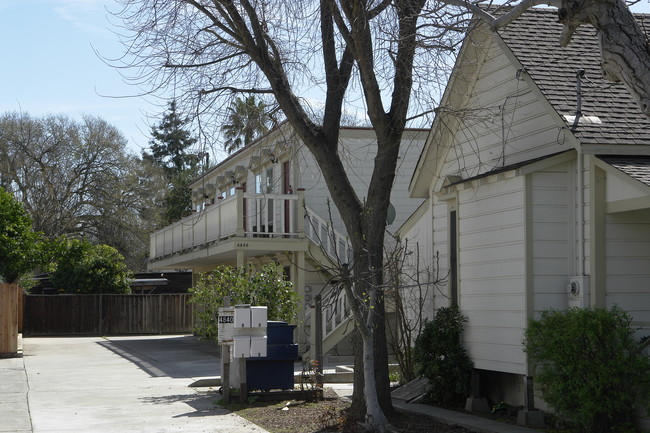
left=409, top=21, right=494, bottom=198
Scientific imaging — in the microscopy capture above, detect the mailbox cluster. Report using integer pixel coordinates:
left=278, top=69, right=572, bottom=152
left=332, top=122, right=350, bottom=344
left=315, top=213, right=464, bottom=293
left=218, top=305, right=268, bottom=358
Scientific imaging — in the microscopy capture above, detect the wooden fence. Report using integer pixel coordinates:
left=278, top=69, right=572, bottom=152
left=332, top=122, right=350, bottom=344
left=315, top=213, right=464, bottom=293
left=0, top=284, right=20, bottom=356
left=23, top=294, right=194, bottom=336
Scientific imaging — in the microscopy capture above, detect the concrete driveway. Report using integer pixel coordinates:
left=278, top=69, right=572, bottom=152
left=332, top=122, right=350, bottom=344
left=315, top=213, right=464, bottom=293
left=0, top=335, right=269, bottom=433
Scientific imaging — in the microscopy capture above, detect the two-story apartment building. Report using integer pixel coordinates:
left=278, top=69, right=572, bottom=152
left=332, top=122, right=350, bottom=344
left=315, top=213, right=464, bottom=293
left=148, top=122, right=427, bottom=352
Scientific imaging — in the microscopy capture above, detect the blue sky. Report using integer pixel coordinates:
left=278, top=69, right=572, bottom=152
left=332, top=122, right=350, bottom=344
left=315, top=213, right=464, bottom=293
left=2, top=0, right=650, bottom=155
left=0, top=0, right=157, bottom=153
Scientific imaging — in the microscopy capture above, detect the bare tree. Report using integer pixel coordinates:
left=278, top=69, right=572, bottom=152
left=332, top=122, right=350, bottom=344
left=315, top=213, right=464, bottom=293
left=112, top=1, right=462, bottom=430
left=384, top=237, right=448, bottom=383
left=0, top=111, right=166, bottom=270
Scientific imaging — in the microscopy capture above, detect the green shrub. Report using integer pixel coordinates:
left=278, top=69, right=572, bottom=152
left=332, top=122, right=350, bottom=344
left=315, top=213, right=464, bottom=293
left=524, top=307, right=650, bottom=433
left=413, top=305, right=473, bottom=407
left=45, top=237, right=132, bottom=294
left=190, top=263, right=299, bottom=340
left=0, top=187, right=41, bottom=284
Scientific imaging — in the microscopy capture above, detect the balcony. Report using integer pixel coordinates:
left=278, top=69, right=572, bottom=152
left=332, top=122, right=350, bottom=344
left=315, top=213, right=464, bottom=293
left=149, top=187, right=352, bottom=268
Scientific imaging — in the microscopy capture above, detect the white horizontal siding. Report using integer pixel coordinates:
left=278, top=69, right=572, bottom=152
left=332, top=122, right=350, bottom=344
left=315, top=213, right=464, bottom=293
left=461, top=276, right=526, bottom=295
left=438, top=43, right=565, bottom=184
left=457, top=177, right=527, bottom=374
left=432, top=198, right=451, bottom=310
left=398, top=203, right=436, bottom=323
left=605, top=211, right=650, bottom=327
left=531, top=166, right=571, bottom=314
left=300, top=130, right=426, bottom=235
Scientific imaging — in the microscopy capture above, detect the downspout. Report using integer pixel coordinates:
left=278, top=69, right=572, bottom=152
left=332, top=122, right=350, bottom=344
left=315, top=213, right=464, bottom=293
left=577, top=150, right=585, bottom=276
left=574, top=70, right=586, bottom=276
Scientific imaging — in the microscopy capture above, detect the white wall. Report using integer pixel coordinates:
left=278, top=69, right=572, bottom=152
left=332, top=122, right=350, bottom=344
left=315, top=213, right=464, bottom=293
left=531, top=163, right=572, bottom=313
left=436, top=32, right=566, bottom=187
left=431, top=197, right=451, bottom=311
left=298, top=128, right=426, bottom=234
left=457, top=176, right=527, bottom=375
left=605, top=209, right=650, bottom=329
left=396, top=201, right=437, bottom=325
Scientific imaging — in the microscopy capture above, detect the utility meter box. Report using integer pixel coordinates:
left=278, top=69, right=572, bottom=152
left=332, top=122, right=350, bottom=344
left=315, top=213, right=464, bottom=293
left=217, top=307, right=235, bottom=343
left=250, top=336, right=268, bottom=358
left=250, top=306, right=268, bottom=328
left=233, top=336, right=251, bottom=358
left=234, top=305, right=252, bottom=328
left=567, top=276, right=590, bottom=308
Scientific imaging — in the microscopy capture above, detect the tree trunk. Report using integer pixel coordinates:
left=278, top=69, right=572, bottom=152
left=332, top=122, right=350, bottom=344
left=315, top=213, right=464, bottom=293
left=558, top=0, right=650, bottom=116
left=347, top=237, right=393, bottom=421
left=341, top=247, right=392, bottom=432
left=362, top=326, right=389, bottom=432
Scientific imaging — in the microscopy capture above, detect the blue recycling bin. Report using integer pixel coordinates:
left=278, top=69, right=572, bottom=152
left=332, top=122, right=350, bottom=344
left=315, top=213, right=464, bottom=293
left=246, top=321, right=299, bottom=391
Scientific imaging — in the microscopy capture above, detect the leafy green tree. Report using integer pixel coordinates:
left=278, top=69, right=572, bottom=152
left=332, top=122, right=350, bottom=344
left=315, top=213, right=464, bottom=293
left=222, top=96, right=273, bottom=154
left=413, top=306, right=473, bottom=408
left=524, top=307, right=650, bottom=433
left=144, top=100, right=200, bottom=224
left=190, top=264, right=299, bottom=340
left=44, top=237, right=132, bottom=294
left=0, top=187, right=41, bottom=284
left=0, top=111, right=166, bottom=271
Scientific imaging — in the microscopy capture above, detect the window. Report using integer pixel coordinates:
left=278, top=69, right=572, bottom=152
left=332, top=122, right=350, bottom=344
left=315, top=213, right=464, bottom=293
left=265, top=167, right=274, bottom=193
left=255, top=167, right=274, bottom=194
left=255, top=173, right=263, bottom=194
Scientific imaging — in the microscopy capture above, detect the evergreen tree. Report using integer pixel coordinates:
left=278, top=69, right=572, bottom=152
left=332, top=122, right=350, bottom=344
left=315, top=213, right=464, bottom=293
left=144, top=100, right=200, bottom=224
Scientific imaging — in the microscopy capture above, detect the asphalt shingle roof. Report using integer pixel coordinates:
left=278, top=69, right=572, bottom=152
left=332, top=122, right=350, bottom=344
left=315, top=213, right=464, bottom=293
left=599, top=155, right=650, bottom=187
left=495, top=7, right=650, bottom=146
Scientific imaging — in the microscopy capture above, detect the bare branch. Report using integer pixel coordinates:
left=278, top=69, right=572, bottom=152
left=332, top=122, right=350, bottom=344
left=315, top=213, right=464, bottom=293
left=438, top=0, right=562, bottom=30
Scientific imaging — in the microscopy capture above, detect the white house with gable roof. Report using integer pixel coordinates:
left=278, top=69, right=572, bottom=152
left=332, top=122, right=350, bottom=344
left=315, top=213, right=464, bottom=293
left=400, top=8, right=650, bottom=426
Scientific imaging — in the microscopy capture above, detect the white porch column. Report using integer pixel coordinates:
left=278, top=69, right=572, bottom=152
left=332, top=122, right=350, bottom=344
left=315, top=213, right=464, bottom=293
left=296, top=188, right=305, bottom=238
left=236, top=249, right=245, bottom=268
left=217, top=195, right=224, bottom=239
left=236, top=186, right=245, bottom=237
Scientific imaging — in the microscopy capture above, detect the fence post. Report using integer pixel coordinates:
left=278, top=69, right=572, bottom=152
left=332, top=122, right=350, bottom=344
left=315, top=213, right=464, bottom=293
left=0, top=283, right=19, bottom=357
left=159, top=294, right=163, bottom=335
left=17, top=289, right=24, bottom=334
left=98, top=295, right=103, bottom=336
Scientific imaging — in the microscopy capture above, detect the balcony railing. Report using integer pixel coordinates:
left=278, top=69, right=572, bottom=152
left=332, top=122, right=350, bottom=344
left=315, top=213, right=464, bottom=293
left=303, top=210, right=353, bottom=265
left=150, top=188, right=353, bottom=266
left=304, top=284, right=353, bottom=358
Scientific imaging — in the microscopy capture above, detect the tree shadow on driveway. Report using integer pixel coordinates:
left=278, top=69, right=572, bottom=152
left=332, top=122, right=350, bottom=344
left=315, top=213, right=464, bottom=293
left=96, top=335, right=221, bottom=379
left=139, top=391, right=228, bottom=418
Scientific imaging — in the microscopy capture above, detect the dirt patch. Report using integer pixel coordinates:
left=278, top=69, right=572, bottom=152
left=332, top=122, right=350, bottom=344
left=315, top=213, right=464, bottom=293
left=217, top=388, right=473, bottom=433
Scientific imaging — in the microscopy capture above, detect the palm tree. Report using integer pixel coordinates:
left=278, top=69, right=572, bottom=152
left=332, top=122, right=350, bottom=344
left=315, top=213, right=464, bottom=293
left=222, top=96, right=272, bottom=154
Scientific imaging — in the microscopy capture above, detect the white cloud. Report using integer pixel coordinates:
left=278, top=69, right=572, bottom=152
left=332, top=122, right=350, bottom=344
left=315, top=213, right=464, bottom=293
left=50, top=0, right=113, bottom=38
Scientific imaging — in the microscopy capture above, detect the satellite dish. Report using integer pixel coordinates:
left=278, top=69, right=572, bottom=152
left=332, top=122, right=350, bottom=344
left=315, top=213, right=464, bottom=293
left=386, top=203, right=396, bottom=226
